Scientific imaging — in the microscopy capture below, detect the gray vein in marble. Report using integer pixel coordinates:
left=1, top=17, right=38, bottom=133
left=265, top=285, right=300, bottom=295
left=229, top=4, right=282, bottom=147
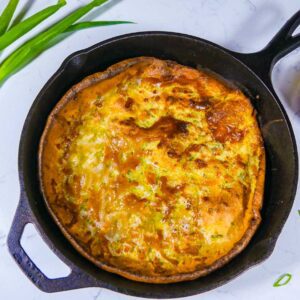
left=93, top=289, right=102, bottom=300
left=25, top=233, right=38, bottom=240
left=0, top=231, right=6, bottom=247
left=280, top=249, right=297, bottom=257
left=244, top=0, right=257, bottom=11
left=0, top=170, right=17, bottom=184
left=0, top=173, right=9, bottom=184
left=294, top=63, right=300, bottom=71
left=216, top=288, right=236, bottom=297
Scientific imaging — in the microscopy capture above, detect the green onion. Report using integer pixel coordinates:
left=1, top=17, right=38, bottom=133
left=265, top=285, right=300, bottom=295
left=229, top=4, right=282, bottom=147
left=0, top=0, right=67, bottom=51
left=273, top=273, right=292, bottom=287
left=0, top=0, right=109, bottom=83
left=65, top=20, right=134, bottom=32
left=0, top=0, right=19, bottom=36
left=298, top=209, right=300, bottom=216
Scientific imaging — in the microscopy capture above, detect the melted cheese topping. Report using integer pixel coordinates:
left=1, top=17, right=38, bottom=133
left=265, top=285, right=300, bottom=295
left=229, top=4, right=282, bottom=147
left=40, top=57, right=265, bottom=280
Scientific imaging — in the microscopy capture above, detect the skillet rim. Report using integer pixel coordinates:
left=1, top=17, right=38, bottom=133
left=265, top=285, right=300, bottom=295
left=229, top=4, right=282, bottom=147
left=16, top=31, right=298, bottom=296
left=38, top=56, right=266, bottom=283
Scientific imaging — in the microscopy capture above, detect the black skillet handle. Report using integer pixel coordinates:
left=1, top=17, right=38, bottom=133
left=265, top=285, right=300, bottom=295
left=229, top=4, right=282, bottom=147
left=229, top=11, right=300, bottom=260
left=7, top=191, right=96, bottom=292
left=232, top=10, right=300, bottom=86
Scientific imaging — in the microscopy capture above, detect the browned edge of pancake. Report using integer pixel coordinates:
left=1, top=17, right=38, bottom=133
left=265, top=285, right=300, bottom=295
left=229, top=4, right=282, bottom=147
left=38, top=57, right=266, bottom=283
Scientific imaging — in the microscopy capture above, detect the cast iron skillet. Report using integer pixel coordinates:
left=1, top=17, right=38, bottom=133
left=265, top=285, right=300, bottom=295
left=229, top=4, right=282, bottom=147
left=7, top=11, right=300, bottom=299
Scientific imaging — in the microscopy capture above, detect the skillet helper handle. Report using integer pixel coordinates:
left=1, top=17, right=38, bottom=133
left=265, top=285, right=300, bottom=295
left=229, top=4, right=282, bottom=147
left=233, top=10, right=300, bottom=84
left=7, top=192, right=95, bottom=292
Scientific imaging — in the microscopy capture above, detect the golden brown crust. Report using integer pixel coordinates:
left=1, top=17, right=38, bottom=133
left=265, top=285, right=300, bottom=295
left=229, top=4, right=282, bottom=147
left=39, top=57, right=265, bottom=283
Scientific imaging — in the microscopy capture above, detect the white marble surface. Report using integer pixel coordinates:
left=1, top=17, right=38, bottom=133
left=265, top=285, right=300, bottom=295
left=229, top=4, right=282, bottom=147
left=0, top=0, right=300, bottom=299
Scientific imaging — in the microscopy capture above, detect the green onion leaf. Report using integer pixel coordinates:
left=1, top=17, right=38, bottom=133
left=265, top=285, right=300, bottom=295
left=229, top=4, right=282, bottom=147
left=0, top=0, right=19, bottom=36
left=0, top=0, right=67, bottom=51
left=273, top=273, right=292, bottom=287
left=0, top=0, right=109, bottom=83
left=65, top=20, right=134, bottom=32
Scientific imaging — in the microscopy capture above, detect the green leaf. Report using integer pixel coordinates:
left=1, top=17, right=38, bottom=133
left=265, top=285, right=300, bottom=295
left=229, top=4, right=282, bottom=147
left=273, top=273, right=292, bottom=287
left=65, top=20, right=134, bottom=32
left=0, top=0, right=67, bottom=51
left=0, top=0, right=19, bottom=36
left=0, top=0, right=109, bottom=83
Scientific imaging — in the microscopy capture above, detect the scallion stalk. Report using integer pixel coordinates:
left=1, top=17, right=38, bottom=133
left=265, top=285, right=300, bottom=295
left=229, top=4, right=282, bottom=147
left=0, top=0, right=19, bottom=36
left=0, top=0, right=67, bottom=51
left=0, top=0, right=109, bottom=83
